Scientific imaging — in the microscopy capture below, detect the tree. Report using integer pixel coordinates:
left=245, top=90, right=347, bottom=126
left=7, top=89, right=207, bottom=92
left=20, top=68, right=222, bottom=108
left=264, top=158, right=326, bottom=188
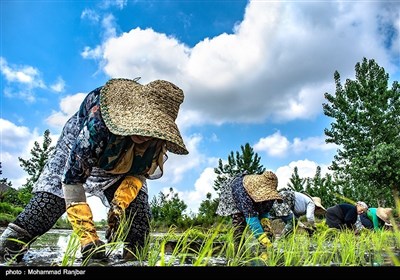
left=18, top=129, right=55, bottom=203
left=213, top=143, right=265, bottom=193
left=286, top=166, right=305, bottom=191
left=0, top=162, right=12, bottom=187
left=150, top=187, right=188, bottom=228
left=196, top=192, right=220, bottom=225
left=322, top=57, right=400, bottom=206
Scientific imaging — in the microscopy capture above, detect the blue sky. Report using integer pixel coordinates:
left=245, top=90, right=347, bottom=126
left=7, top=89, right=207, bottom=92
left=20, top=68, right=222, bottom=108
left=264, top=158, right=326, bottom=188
left=1, top=0, right=399, bottom=221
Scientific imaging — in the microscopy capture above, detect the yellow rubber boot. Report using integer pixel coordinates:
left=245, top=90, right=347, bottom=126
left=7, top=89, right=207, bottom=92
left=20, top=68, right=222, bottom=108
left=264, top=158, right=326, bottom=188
left=66, top=202, right=105, bottom=259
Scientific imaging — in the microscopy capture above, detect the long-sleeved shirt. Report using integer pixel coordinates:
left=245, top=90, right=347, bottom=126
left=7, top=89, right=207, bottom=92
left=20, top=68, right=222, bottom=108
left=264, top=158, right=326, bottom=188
left=62, top=87, right=162, bottom=185
left=326, top=203, right=358, bottom=229
left=293, top=192, right=316, bottom=223
left=230, top=175, right=274, bottom=238
left=364, top=208, right=384, bottom=231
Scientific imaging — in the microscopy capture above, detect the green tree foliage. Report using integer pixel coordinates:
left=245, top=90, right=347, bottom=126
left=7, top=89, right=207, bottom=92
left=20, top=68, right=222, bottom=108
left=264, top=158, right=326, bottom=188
left=322, top=57, right=399, bottom=206
left=0, top=162, right=12, bottom=187
left=18, top=129, right=55, bottom=204
left=150, top=187, right=188, bottom=228
left=213, top=143, right=265, bottom=193
left=196, top=192, right=221, bottom=226
left=287, top=166, right=305, bottom=192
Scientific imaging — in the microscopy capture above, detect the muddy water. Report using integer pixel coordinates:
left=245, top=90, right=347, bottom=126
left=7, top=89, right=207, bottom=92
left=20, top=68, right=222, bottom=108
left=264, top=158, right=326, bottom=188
left=0, top=228, right=228, bottom=267
left=1, top=227, right=399, bottom=267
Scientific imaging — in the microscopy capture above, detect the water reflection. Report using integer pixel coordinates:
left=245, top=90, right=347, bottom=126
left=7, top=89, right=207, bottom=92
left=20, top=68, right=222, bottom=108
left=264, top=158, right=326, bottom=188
left=1, top=227, right=399, bottom=267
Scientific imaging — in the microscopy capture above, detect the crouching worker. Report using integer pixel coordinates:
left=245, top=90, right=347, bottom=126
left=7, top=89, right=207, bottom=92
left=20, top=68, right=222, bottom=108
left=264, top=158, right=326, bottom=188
left=326, top=201, right=368, bottom=230
left=268, top=189, right=327, bottom=238
left=359, top=207, right=394, bottom=231
left=216, top=171, right=282, bottom=257
left=0, top=78, right=188, bottom=262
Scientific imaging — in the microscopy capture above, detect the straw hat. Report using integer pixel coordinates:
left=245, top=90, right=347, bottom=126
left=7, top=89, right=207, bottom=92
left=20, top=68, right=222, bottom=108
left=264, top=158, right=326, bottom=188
left=376, top=207, right=393, bottom=226
left=100, top=78, right=188, bottom=155
left=312, top=197, right=327, bottom=212
left=242, top=171, right=282, bottom=202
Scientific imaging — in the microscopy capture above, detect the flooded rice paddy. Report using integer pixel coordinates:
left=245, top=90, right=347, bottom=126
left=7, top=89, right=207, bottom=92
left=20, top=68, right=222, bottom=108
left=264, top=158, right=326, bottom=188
left=0, top=227, right=399, bottom=267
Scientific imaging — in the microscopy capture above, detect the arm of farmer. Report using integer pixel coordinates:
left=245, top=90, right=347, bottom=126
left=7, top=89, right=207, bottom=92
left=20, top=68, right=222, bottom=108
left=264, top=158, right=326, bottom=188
left=62, top=105, right=109, bottom=257
left=306, top=200, right=316, bottom=225
left=245, top=216, right=272, bottom=248
left=369, top=208, right=381, bottom=231
left=230, top=177, right=273, bottom=248
left=106, top=176, right=144, bottom=243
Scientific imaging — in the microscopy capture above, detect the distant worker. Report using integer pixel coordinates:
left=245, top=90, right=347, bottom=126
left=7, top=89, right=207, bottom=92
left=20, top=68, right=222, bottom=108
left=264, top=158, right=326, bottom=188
left=268, top=188, right=327, bottom=237
left=325, top=201, right=368, bottom=230
left=216, top=171, right=282, bottom=251
left=359, top=207, right=393, bottom=231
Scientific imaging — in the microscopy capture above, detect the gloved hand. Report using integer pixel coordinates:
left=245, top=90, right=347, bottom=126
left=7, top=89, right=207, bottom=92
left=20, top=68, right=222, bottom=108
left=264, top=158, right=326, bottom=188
left=259, top=251, right=268, bottom=262
left=106, top=176, right=142, bottom=243
left=258, top=232, right=272, bottom=248
left=260, top=218, right=274, bottom=241
left=105, top=203, right=124, bottom=243
left=298, top=221, right=316, bottom=236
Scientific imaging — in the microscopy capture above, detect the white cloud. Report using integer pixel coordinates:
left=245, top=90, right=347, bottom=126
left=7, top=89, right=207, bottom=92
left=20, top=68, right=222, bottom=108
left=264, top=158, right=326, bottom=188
left=91, top=1, right=398, bottom=129
left=45, top=93, right=87, bottom=129
left=0, top=119, right=32, bottom=149
left=102, top=27, right=190, bottom=82
left=253, top=130, right=337, bottom=158
left=81, top=9, right=100, bottom=23
left=50, top=77, right=66, bottom=93
left=276, top=159, right=332, bottom=190
left=0, top=57, right=46, bottom=102
left=180, top=167, right=218, bottom=216
left=253, top=131, right=291, bottom=158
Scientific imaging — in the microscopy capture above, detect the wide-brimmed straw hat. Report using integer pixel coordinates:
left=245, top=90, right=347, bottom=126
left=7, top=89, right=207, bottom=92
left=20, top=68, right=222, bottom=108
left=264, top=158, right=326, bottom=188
left=312, top=197, right=327, bottom=212
left=100, top=78, right=188, bottom=155
left=377, top=207, right=393, bottom=226
left=242, top=171, right=282, bottom=202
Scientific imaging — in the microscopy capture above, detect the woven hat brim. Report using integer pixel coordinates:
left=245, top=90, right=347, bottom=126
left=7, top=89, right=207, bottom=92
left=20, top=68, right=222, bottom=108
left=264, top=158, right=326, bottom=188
left=100, top=78, right=188, bottom=155
left=243, top=174, right=281, bottom=202
left=312, top=197, right=327, bottom=212
left=105, top=113, right=188, bottom=155
left=377, top=208, right=393, bottom=226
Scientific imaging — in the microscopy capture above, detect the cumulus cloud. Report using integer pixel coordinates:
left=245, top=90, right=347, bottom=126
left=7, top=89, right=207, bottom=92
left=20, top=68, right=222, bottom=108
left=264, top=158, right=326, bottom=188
left=253, top=130, right=337, bottom=158
left=0, top=57, right=46, bottom=102
left=0, top=119, right=32, bottom=149
left=91, top=0, right=398, bottom=128
left=0, top=121, right=54, bottom=188
left=49, top=77, right=66, bottom=93
left=45, top=93, right=87, bottom=129
left=276, top=159, right=332, bottom=190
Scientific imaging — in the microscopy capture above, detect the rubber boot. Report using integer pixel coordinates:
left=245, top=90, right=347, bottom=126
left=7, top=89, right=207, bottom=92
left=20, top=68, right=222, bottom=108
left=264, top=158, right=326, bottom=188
left=66, top=202, right=105, bottom=260
left=0, top=223, right=33, bottom=263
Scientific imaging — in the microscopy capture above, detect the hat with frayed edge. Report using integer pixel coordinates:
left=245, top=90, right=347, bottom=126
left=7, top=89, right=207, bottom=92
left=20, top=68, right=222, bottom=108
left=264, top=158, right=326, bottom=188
left=312, top=197, right=327, bottom=212
left=242, top=171, right=282, bottom=202
left=100, top=78, right=188, bottom=155
left=377, top=207, right=393, bottom=226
